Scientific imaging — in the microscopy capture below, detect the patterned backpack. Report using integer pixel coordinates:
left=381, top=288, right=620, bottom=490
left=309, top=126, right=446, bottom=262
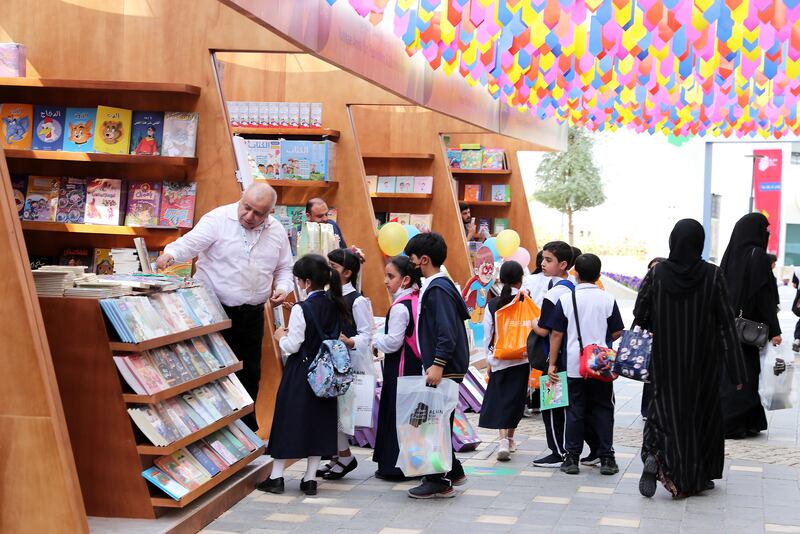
left=303, top=301, right=354, bottom=398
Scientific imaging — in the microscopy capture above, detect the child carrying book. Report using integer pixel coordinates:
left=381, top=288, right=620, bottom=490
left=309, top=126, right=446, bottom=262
left=543, top=253, right=624, bottom=475
left=371, top=256, right=423, bottom=480
left=403, top=232, right=471, bottom=498
left=257, top=254, right=351, bottom=496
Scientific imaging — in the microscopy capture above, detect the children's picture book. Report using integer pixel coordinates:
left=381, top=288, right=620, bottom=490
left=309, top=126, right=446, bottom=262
left=129, top=111, right=164, bottom=155
left=376, top=176, right=397, bottom=193
left=280, top=140, right=332, bottom=181
left=11, top=174, right=27, bottom=218
left=460, top=149, right=483, bottom=170
left=409, top=213, right=433, bottom=232
left=491, top=184, right=510, bottom=202
left=298, top=102, right=311, bottom=128
left=159, top=181, right=197, bottom=228
left=413, top=176, right=433, bottom=194
left=93, top=248, right=114, bottom=274
left=62, top=107, right=96, bottom=152
left=447, top=148, right=461, bottom=169
left=388, top=212, right=411, bottom=225
left=477, top=218, right=491, bottom=236
left=162, top=112, right=199, bottom=157
left=366, top=175, right=377, bottom=195
left=464, top=184, right=482, bottom=202
left=287, top=102, right=300, bottom=128
left=125, top=182, right=162, bottom=227
left=278, top=102, right=289, bottom=127
left=257, top=102, right=270, bottom=127
left=32, top=105, right=66, bottom=151
left=59, top=247, right=91, bottom=268
left=540, top=372, right=569, bottom=410
left=268, top=102, right=280, bottom=127
left=141, top=466, right=189, bottom=500
left=246, top=139, right=281, bottom=180
left=56, top=177, right=87, bottom=224
left=493, top=217, right=509, bottom=234
left=22, top=176, right=60, bottom=222
left=0, top=103, right=33, bottom=149
left=396, top=176, right=414, bottom=194
left=310, top=103, right=323, bottom=128
left=93, top=106, right=133, bottom=154
left=482, top=148, right=506, bottom=170
left=84, top=178, right=125, bottom=226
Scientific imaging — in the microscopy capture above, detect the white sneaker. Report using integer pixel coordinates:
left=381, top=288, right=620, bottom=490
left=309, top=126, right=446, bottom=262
left=497, top=439, right=511, bottom=462
left=508, top=438, right=517, bottom=453
left=793, top=339, right=800, bottom=353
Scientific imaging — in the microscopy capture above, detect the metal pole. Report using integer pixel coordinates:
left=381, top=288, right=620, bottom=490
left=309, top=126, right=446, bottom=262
left=702, top=142, right=713, bottom=259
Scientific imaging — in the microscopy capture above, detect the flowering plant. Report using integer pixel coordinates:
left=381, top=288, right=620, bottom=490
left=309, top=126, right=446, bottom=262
left=602, top=272, right=642, bottom=291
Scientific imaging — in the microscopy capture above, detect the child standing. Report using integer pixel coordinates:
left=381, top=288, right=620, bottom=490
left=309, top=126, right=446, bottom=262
left=479, top=260, right=531, bottom=461
left=372, top=257, right=423, bottom=480
left=404, top=232, right=470, bottom=498
left=316, top=248, right=373, bottom=480
left=258, top=254, right=351, bottom=496
left=544, top=253, right=624, bottom=475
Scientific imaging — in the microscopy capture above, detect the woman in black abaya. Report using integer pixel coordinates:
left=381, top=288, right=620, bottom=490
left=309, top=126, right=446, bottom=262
left=719, top=213, right=782, bottom=439
left=633, top=219, right=745, bottom=498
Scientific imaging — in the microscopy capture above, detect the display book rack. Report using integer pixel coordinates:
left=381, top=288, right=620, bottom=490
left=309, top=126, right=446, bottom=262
left=1, top=77, right=201, bottom=253
left=38, top=287, right=263, bottom=519
left=362, top=151, right=435, bottom=231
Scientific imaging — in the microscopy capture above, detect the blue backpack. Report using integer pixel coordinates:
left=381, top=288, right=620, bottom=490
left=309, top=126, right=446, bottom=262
left=302, top=301, right=353, bottom=398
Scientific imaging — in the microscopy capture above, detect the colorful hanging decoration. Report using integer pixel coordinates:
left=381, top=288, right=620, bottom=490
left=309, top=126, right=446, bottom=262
left=327, top=0, right=800, bottom=139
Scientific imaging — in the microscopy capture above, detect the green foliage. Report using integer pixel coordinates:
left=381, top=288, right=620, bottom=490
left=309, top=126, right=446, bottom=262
left=534, top=126, right=605, bottom=214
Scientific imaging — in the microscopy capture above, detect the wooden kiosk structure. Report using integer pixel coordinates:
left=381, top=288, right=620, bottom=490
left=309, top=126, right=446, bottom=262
left=0, top=1, right=563, bottom=532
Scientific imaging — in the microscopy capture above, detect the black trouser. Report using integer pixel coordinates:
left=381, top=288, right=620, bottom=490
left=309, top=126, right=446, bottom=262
left=565, top=377, right=615, bottom=458
left=641, top=382, right=652, bottom=418
left=794, top=319, right=800, bottom=340
left=221, top=303, right=265, bottom=430
left=423, top=411, right=464, bottom=488
left=542, top=406, right=566, bottom=457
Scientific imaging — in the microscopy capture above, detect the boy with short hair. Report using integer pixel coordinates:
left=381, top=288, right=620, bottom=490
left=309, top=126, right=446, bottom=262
left=544, top=253, right=624, bottom=475
left=530, top=241, right=574, bottom=467
left=403, top=232, right=470, bottom=498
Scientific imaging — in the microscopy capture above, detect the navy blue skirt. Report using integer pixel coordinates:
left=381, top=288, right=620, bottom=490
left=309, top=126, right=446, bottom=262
left=478, top=363, right=529, bottom=430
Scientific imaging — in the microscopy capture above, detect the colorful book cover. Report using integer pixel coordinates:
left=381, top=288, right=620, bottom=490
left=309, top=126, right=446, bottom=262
left=491, top=184, right=510, bottom=202
left=11, top=174, right=27, bottom=218
left=93, top=248, right=114, bottom=274
left=162, top=111, right=199, bottom=157
left=62, top=107, right=96, bottom=152
left=477, top=218, right=491, bottom=236
left=226, top=424, right=256, bottom=452
left=186, top=443, right=221, bottom=477
left=198, top=442, right=230, bottom=471
left=125, top=182, right=162, bottom=227
left=409, top=213, right=432, bottom=232
left=388, top=212, right=410, bottom=225
left=447, top=148, right=461, bottom=169
left=287, top=206, right=306, bottom=233
left=246, top=139, right=281, bottom=180
left=0, top=103, right=33, bottom=149
left=22, top=176, right=60, bottom=222
left=287, top=102, right=300, bottom=128
left=232, top=419, right=265, bottom=449
left=141, top=466, right=189, bottom=500
left=464, top=184, right=482, bottom=202
left=482, top=148, right=506, bottom=170
left=540, top=372, right=569, bottom=410
left=84, top=178, right=124, bottom=225
left=280, top=140, right=331, bottom=181
left=396, top=176, right=414, bottom=194
left=376, top=176, right=397, bottom=193
left=460, top=149, right=483, bottom=170
left=493, top=217, right=509, bottom=234
left=125, top=353, right=170, bottom=394
left=310, top=102, right=323, bottom=128
left=413, top=176, right=433, bottom=194
left=93, top=106, right=133, bottom=155
left=154, top=454, right=202, bottom=490
left=158, top=259, right=193, bottom=277
left=31, top=105, right=66, bottom=151
left=55, top=177, right=87, bottom=223
left=159, top=181, right=196, bottom=228
left=129, top=111, right=164, bottom=155
left=58, top=247, right=90, bottom=268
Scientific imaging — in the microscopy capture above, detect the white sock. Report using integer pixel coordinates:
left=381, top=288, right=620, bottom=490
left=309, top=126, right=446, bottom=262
left=305, top=456, right=321, bottom=481
left=337, top=431, right=350, bottom=451
left=270, top=459, right=286, bottom=480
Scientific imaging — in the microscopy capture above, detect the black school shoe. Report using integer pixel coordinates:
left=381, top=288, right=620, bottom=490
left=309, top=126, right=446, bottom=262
left=322, top=457, right=358, bottom=480
left=639, top=455, right=658, bottom=498
left=600, top=457, right=619, bottom=475
left=581, top=451, right=600, bottom=466
left=533, top=452, right=564, bottom=468
left=560, top=455, right=580, bottom=475
left=256, top=477, right=285, bottom=494
left=300, top=479, right=317, bottom=495
left=407, top=479, right=455, bottom=499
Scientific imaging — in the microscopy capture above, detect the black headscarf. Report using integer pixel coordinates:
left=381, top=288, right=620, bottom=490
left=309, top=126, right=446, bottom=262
left=657, top=219, right=708, bottom=293
left=720, top=212, right=776, bottom=310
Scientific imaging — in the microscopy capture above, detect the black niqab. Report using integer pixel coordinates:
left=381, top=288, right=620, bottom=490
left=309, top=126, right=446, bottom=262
left=657, top=219, right=707, bottom=293
left=720, top=212, right=776, bottom=311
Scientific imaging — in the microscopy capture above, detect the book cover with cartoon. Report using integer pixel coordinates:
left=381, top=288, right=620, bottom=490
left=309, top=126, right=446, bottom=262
left=31, top=105, right=66, bottom=151
left=125, top=182, right=162, bottom=227
left=129, top=111, right=164, bottom=155
left=11, top=174, right=27, bottom=218
left=0, top=103, right=33, bottom=149
left=162, top=112, right=198, bottom=157
left=159, top=181, right=196, bottom=228
left=56, top=177, right=87, bottom=223
left=62, top=107, right=96, bottom=152
left=84, top=178, right=125, bottom=225
left=93, top=105, right=133, bottom=154
left=22, top=176, right=61, bottom=222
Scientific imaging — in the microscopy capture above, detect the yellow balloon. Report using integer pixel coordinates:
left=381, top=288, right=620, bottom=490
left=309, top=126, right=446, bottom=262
left=378, top=222, right=408, bottom=256
left=496, top=229, right=521, bottom=258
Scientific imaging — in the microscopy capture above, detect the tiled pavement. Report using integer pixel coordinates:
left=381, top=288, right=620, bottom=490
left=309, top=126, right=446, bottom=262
left=203, top=286, right=800, bottom=533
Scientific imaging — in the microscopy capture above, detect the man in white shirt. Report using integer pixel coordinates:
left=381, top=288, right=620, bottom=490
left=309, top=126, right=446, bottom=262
left=156, top=183, right=293, bottom=429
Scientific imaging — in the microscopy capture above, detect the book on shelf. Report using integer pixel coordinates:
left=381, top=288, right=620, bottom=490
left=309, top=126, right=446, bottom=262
left=159, top=181, right=196, bottom=228
left=388, top=212, right=410, bottom=225
left=482, top=148, right=506, bottom=170
left=157, top=258, right=193, bottom=278
left=134, top=237, right=154, bottom=273
left=62, top=107, right=96, bottom=152
left=459, top=143, right=481, bottom=150
left=22, top=176, right=60, bottom=222
left=0, top=102, right=33, bottom=149
left=280, top=140, right=334, bottom=181
left=376, top=176, right=396, bottom=193
left=413, top=176, right=432, bottom=194
left=310, top=103, right=323, bottom=128
left=246, top=139, right=281, bottom=181
left=490, top=184, right=510, bottom=202
left=408, top=213, right=433, bottom=233
left=93, top=105, right=133, bottom=155
left=129, top=111, right=164, bottom=155
left=92, top=248, right=114, bottom=274
left=365, top=175, right=377, bottom=195
left=11, top=174, right=27, bottom=218
left=396, top=176, right=414, bottom=194
left=31, top=105, right=66, bottom=151
left=278, top=102, right=289, bottom=127
left=298, top=102, right=311, bottom=128
left=58, top=247, right=91, bottom=269
left=460, top=149, right=483, bottom=170
left=463, top=184, right=482, bottom=202
left=256, top=103, right=269, bottom=127
left=493, top=217, right=509, bottom=234
left=268, top=102, right=280, bottom=127
left=186, top=442, right=221, bottom=477
left=0, top=43, right=25, bottom=77
left=287, top=102, right=300, bottom=128
left=162, top=111, right=199, bottom=157
left=125, top=182, right=162, bottom=227
left=141, top=466, right=190, bottom=500
left=155, top=450, right=211, bottom=489
left=447, top=148, right=461, bottom=169
left=85, top=178, right=125, bottom=226
left=56, top=177, right=87, bottom=223
left=477, top=218, right=491, bottom=236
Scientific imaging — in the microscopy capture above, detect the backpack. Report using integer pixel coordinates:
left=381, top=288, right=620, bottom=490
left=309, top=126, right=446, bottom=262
left=526, top=279, right=574, bottom=372
left=302, top=300, right=354, bottom=398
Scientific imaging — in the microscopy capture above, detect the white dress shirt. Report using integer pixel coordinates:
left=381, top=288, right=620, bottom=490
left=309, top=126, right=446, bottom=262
left=279, top=290, right=325, bottom=355
left=342, top=282, right=373, bottom=354
left=482, top=287, right=530, bottom=372
left=164, top=202, right=294, bottom=307
left=521, top=272, right=552, bottom=308
left=373, top=287, right=413, bottom=354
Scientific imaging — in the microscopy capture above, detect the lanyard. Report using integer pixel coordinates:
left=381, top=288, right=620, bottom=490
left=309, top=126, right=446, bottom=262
left=239, top=224, right=265, bottom=259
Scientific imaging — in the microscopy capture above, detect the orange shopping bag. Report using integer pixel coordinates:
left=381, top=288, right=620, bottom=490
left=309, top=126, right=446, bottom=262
left=529, top=368, right=543, bottom=389
left=494, top=293, right=540, bottom=360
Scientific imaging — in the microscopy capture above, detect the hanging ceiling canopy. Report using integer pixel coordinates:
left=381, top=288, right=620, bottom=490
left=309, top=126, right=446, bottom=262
left=326, top=0, right=800, bottom=139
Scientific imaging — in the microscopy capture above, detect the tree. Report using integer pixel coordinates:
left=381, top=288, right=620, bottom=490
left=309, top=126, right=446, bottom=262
left=534, top=126, right=605, bottom=244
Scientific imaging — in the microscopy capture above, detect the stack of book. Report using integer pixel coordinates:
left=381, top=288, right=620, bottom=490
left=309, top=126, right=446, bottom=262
left=31, top=265, right=86, bottom=296
left=141, top=421, right=264, bottom=500
left=227, top=101, right=322, bottom=128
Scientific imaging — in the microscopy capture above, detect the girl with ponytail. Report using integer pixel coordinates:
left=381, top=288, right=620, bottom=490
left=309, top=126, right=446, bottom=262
left=478, top=260, right=531, bottom=462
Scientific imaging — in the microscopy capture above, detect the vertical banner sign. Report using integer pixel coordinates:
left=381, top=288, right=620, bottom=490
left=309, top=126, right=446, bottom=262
left=753, top=149, right=783, bottom=255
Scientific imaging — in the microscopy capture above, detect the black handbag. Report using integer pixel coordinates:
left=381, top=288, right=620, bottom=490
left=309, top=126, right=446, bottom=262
left=527, top=330, right=547, bottom=371
left=735, top=310, right=769, bottom=349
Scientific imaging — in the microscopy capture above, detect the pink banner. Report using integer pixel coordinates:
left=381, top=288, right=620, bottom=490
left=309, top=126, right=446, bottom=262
left=753, top=149, right=783, bottom=256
